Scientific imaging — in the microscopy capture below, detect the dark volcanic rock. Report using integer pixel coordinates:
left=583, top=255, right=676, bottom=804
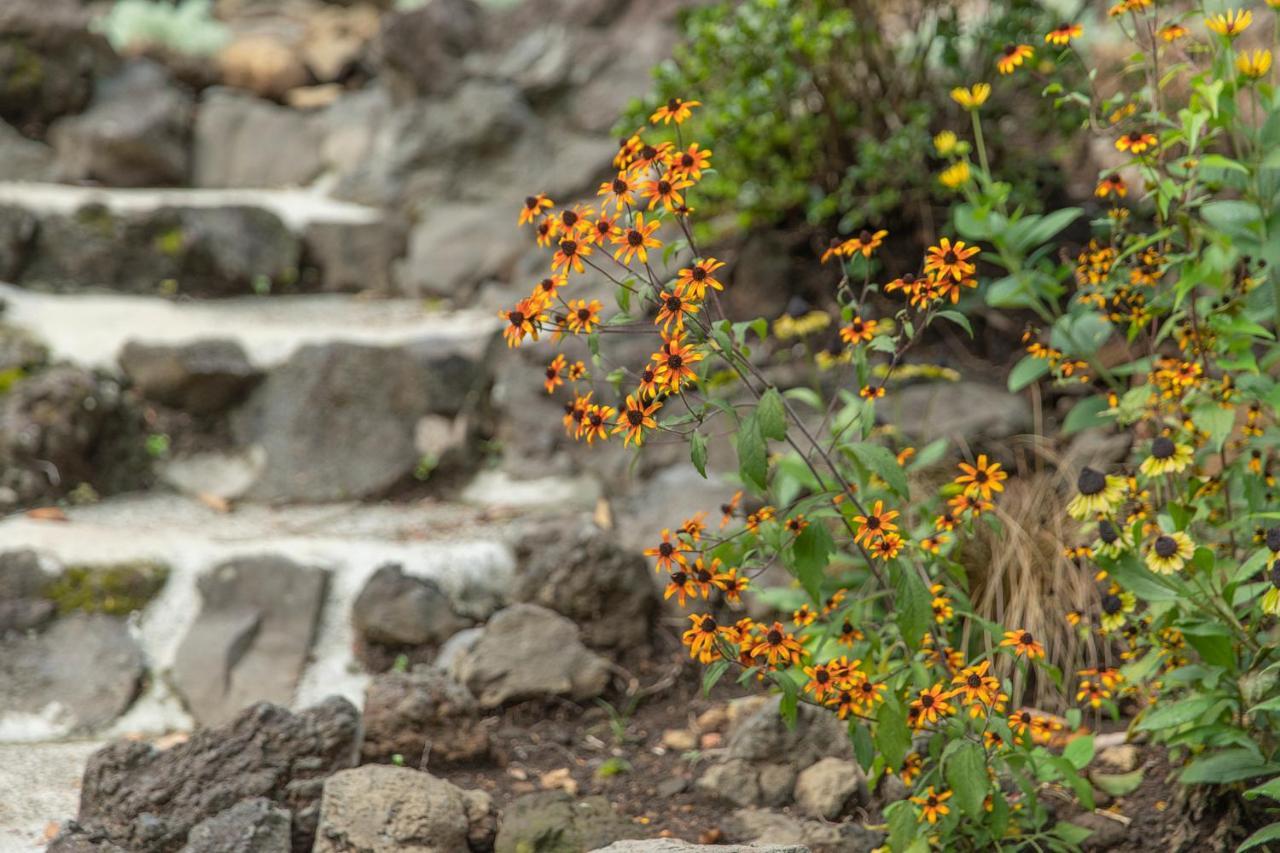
left=179, top=798, right=292, bottom=853
left=119, top=339, right=260, bottom=414
left=373, top=0, right=484, bottom=100
left=0, top=613, right=144, bottom=731
left=494, top=791, right=641, bottom=853
left=352, top=563, right=471, bottom=650
left=171, top=555, right=328, bottom=727
left=74, top=697, right=360, bottom=853
left=511, top=519, right=657, bottom=650
left=361, top=666, right=489, bottom=767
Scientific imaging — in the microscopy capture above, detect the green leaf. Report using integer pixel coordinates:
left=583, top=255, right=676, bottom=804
left=736, top=413, right=768, bottom=490
left=792, top=522, right=835, bottom=603
left=875, top=698, right=912, bottom=770
left=1179, top=749, right=1280, bottom=784
left=852, top=722, right=874, bottom=772
left=893, top=563, right=932, bottom=651
left=1051, top=311, right=1112, bottom=357
left=1047, top=754, right=1096, bottom=810
left=1239, top=822, right=1280, bottom=852
left=1064, top=734, right=1095, bottom=770
left=1192, top=404, right=1235, bottom=452
left=1198, top=153, right=1249, bottom=174
left=1201, top=199, right=1263, bottom=239
left=1092, top=769, right=1144, bottom=797
left=935, top=310, right=973, bottom=338
left=757, top=388, right=788, bottom=440
left=1135, top=695, right=1218, bottom=731
left=885, top=799, right=917, bottom=852
left=1244, top=777, right=1280, bottom=802
left=1008, top=355, right=1050, bottom=392
left=702, top=659, right=730, bottom=696
left=846, top=442, right=909, bottom=499
left=690, top=431, right=708, bottom=478
left=1051, top=822, right=1095, bottom=846
left=945, top=740, right=989, bottom=819
left=1063, top=395, right=1112, bottom=434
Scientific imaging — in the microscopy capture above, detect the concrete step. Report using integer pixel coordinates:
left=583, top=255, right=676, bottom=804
left=0, top=182, right=402, bottom=296
left=0, top=283, right=497, bottom=372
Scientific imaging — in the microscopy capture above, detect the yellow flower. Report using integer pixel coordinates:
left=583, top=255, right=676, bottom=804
left=1206, top=9, right=1252, bottom=38
left=951, top=83, right=991, bottom=110
left=939, top=161, right=971, bottom=189
left=911, top=786, right=953, bottom=824
left=1263, top=562, right=1280, bottom=616
left=1139, top=436, right=1194, bottom=476
left=1067, top=467, right=1126, bottom=520
left=933, top=130, right=958, bottom=156
left=1145, top=530, right=1194, bottom=574
left=1237, top=49, right=1273, bottom=79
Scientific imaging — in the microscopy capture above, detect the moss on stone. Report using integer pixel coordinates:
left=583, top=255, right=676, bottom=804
left=153, top=226, right=185, bottom=257
left=44, top=560, right=170, bottom=617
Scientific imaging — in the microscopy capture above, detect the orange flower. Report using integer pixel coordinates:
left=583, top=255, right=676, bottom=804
left=628, top=140, right=675, bottom=174
left=499, top=298, right=546, bottom=348
left=1045, top=23, right=1082, bottom=45
left=682, top=612, right=727, bottom=663
left=802, top=662, right=841, bottom=701
left=562, top=392, right=591, bottom=438
left=534, top=217, right=555, bottom=248
left=567, top=361, right=587, bottom=381
left=614, top=134, right=643, bottom=170
left=597, top=172, right=638, bottom=211
left=910, top=684, right=955, bottom=728
left=552, top=237, right=593, bottom=275
left=543, top=354, right=567, bottom=394
left=1116, top=131, right=1158, bottom=154
left=924, top=238, right=981, bottom=281
left=840, top=316, right=879, bottom=345
left=911, top=786, right=953, bottom=824
left=668, top=143, right=712, bottom=181
left=518, top=193, right=553, bottom=225
left=664, top=568, right=697, bottom=606
left=675, top=258, right=726, bottom=300
left=954, top=454, right=1007, bottom=500
left=1095, top=173, right=1127, bottom=198
left=642, top=173, right=694, bottom=213
left=652, top=334, right=703, bottom=392
left=681, top=512, right=707, bottom=542
left=871, top=532, right=903, bottom=559
left=1159, top=23, right=1188, bottom=41
left=613, top=394, right=661, bottom=446
left=580, top=403, right=616, bottom=444
left=637, top=365, right=659, bottom=398
left=711, top=565, right=748, bottom=603
left=996, top=43, right=1034, bottom=74
left=820, top=238, right=845, bottom=264
left=650, top=96, right=701, bottom=125
left=719, top=490, right=742, bottom=528
left=859, top=385, right=885, bottom=400
left=643, top=529, right=689, bottom=572
left=1000, top=629, right=1046, bottom=660
left=749, top=621, right=805, bottom=667
left=839, top=229, right=888, bottom=258
left=655, top=290, right=700, bottom=332
left=584, top=214, right=619, bottom=246
left=564, top=299, right=603, bottom=334
left=612, top=212, right=662, bottom=264
left=784, top=515, right=809, bottom=536
left=852, top=500, right=899, bottom=544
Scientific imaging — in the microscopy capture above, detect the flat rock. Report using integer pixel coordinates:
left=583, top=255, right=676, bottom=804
left=313, top=764, right=496, bottom=853
left=0, top=547, right=55, bottom=634
left=73, top=697, right=359, bottom=852
left=361, top=666, right=489, bottom=767
left=495, top=791, right=640, bottom=853
left=0, top=613, right=144, bottom=732
left=511, top=519, right=657, bottom=650
left=352, top=563, right=471, bottom=649
left=179, top=797, right=291, bottom=853
left=171, top=555, right=328, bottom=727
left=193, top=88, right=325, bottom=189
left=119, top=339, right=260, bottom=414
left=793, top=757, right=868, bottom=820
left=450, top=603, right=610, bottom=708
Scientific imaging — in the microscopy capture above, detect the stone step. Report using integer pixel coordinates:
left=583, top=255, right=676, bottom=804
left=0, top=493, right=518, bottom=744
left=0, top=283, right=496, bottom=372
left=0, top=181, right=401, bottom=296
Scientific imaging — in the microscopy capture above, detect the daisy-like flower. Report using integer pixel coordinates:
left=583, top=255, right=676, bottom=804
left=792, top=603, right=817, bottom=627
left=669, top=143, right=712, bottom=181
left=642, top=173, right=694, bottom=213
left=871, top=533, right=904, bottom=560
left=749, top=621, right=805, bottom=667
left=681, top=513, right=706, bottom=543
left=939, top=161, right=971, bottom=190
left=840, top=229, right=888, bottom=258
left=719, top=491, right=742, bottom=528
left=785, top=515, right=809, bottom=536
left=920, top=534, right=948, bottom=554
left=650, top=96, right=701, bottom=125
left=933, top=130, right=958, bottom=156
left=1080, top=666, right=1124, bottom=690
left=1159, top=23, right=1188, bottom=41
left=712, top=565, right=749, bottom=603
left=552, top=237, right=592, bottom=275
left=664, top=569, right=697, bottom=606
left=500, top=298, right=546, bottom=348
left=584, top=214, right=618, bottom=246
left=1045, top=23, right=1083, bottom=45
left=643, top=529, right=689, bottom=572
left=951, top=83, right=991, bottom=110
left=950, top=660, right=1003, bottom=715
left=529, top=275, right=566, bottom=308
left=1236, top=49, right=1273, bottom=79
left=1116, top=131, right=1158, bottom=155
left=924, top=238, right=981, bottom=281
left=852, top=500, right=899, bottom=545
left=802, top=662, right=841, bottom=701
left=564, top=299, right=603, bottom=334
left=689, top=556, right=720, bottom=598
left=655, top=290, right=700, bottom=333
left=745, top=505, right=776, bottom=533
left=636, top=365, right=659, bottom=398
left=518, top=193, right=553, bottom=225
left=911, top=786, right=954, bottom=825
left=1099, top=588, right=1136, bottom=631
left=899, top=752, right=923, bottom=785
left=612, top=213, right=662, bottom=264
left=1145, top=530, right=1194, bottom=574
left=563, top=392, right=590, bottom=437
left=1206, top=9, right=1252, bottom=38
left=836, top=619, right=863, bottom=647
left=543, top=354, right=567, bottom=394
left=675, top=258, right=726, bottom=299
left=1093, top=518, right=1128, bottom=558
left=613, top=394, right=661, bottom=447
left=1067, top=467, right=1126, bottom=520
left=911, top=684, right=955, bottom=728
left=839, top=316, right=878, bottom=345
left=628, top=141, right=675, bottom=174
left=652, top=334, right=703, bottom=392
left=580, top=403, right=616, bottom=444
left=859, top=385, right=886, bottom=400
left=1095, top=173, right=1127, bottom=198
left=1139, top=435, right=1193, bottom=476
left=955, top=454, right=1007, bottom=500
left=1000, top=629, right=1046, bottom=660
left=996, top=43, right=1034, bottom=74
left=1261, top=562, right=1280, bottom=616
left=683, top=612, right=728, bottom=662
left=1077, top=680, right=1111, bottom=708
left=1008, top=709, right=1034, bottom=741
left=932, top=592, right=954, bottom=624
left=613, top=134, right=643, bottom=170
left=848, top=671, right=887, bottom=712
left=597, top=172, right=637, bottom=211
left=567, top=360, right=587, bottom=381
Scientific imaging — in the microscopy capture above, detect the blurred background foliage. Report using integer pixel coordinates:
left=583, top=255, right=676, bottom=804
left=625, top=0, right=1087, bottom=241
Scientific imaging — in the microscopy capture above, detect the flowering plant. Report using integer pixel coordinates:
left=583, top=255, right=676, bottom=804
left=502, top=93, right=1098, bottom=848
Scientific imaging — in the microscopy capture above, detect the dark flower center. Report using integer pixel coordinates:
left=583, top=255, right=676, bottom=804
left=642, top=368, right=655, bottom=382
left=967, top=674, right=982, bottom=688
left=560, top=240, right=578, bottom=255
left=1154, top=535, right=1177, bottom=558
left=539, top=278, right=555, bottom=291
left=612, top=178, right=628, bottom=193
left=640, top=145, right=657, bottom=161
left=670, top=571, right=688, bottom=585
left=665, top=296, right=682, bottom=311
left=667, top=97, right=680, bottom=111
left=545, top=367, right=558, bottom=379
left=1003, top=43, right=1017, bottom=55
left=658, top=180, right=672, bottom=195
left=658, top=542, right=673, bottom=556
left=701, top=616, right=717, bottom=631
left=859, top=230, right=871, bottom=242
left=508, top=311, right=524, bottom=326
left=860, top=681, right=874, bottom=693
left=767, top=629, right=783, bottom=645
left=577, top=308, right=591, bottom=321
left=1271, top=562, right=1280, bottom=589
left=974, top=470, right=989, bottom=483
left=902, top=273, right=916, bottom=284
left=681, top=153, right=694, bottom=168
left=1152, top=436, right=1175, bottom=459
left=668, top=355, right=683, bottom=369
left=1078, top=467, right=1106, bottom=495
left=626, top=230, right=643, bottom=247
left=944, top=250, right=958, bottom=264
left=842, top=621, right=854, bottom=634
left=927, top=795, right=939, bottom=807
left=562, top=210, right=578, bottom=226
left=695, top=569, right=711, bottom=582
left=1099, top=519, right=1118, bottom=544
left=921, top=694, right=934, bottom=708
left=588, top=413, right=603, bottom=426
left=1265, top=527, right=1280, bottom=552
left=866, top=516, right=881, bottom=530
left=1102, top=593, right=1122, bottom=614
left=627, top=409, right=643, bottom=426
left=1019, top=631, right=1034, bottom=645
left=524, top=196, right=538, bottom=209
left=816, top=670, right=829, bottom=683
